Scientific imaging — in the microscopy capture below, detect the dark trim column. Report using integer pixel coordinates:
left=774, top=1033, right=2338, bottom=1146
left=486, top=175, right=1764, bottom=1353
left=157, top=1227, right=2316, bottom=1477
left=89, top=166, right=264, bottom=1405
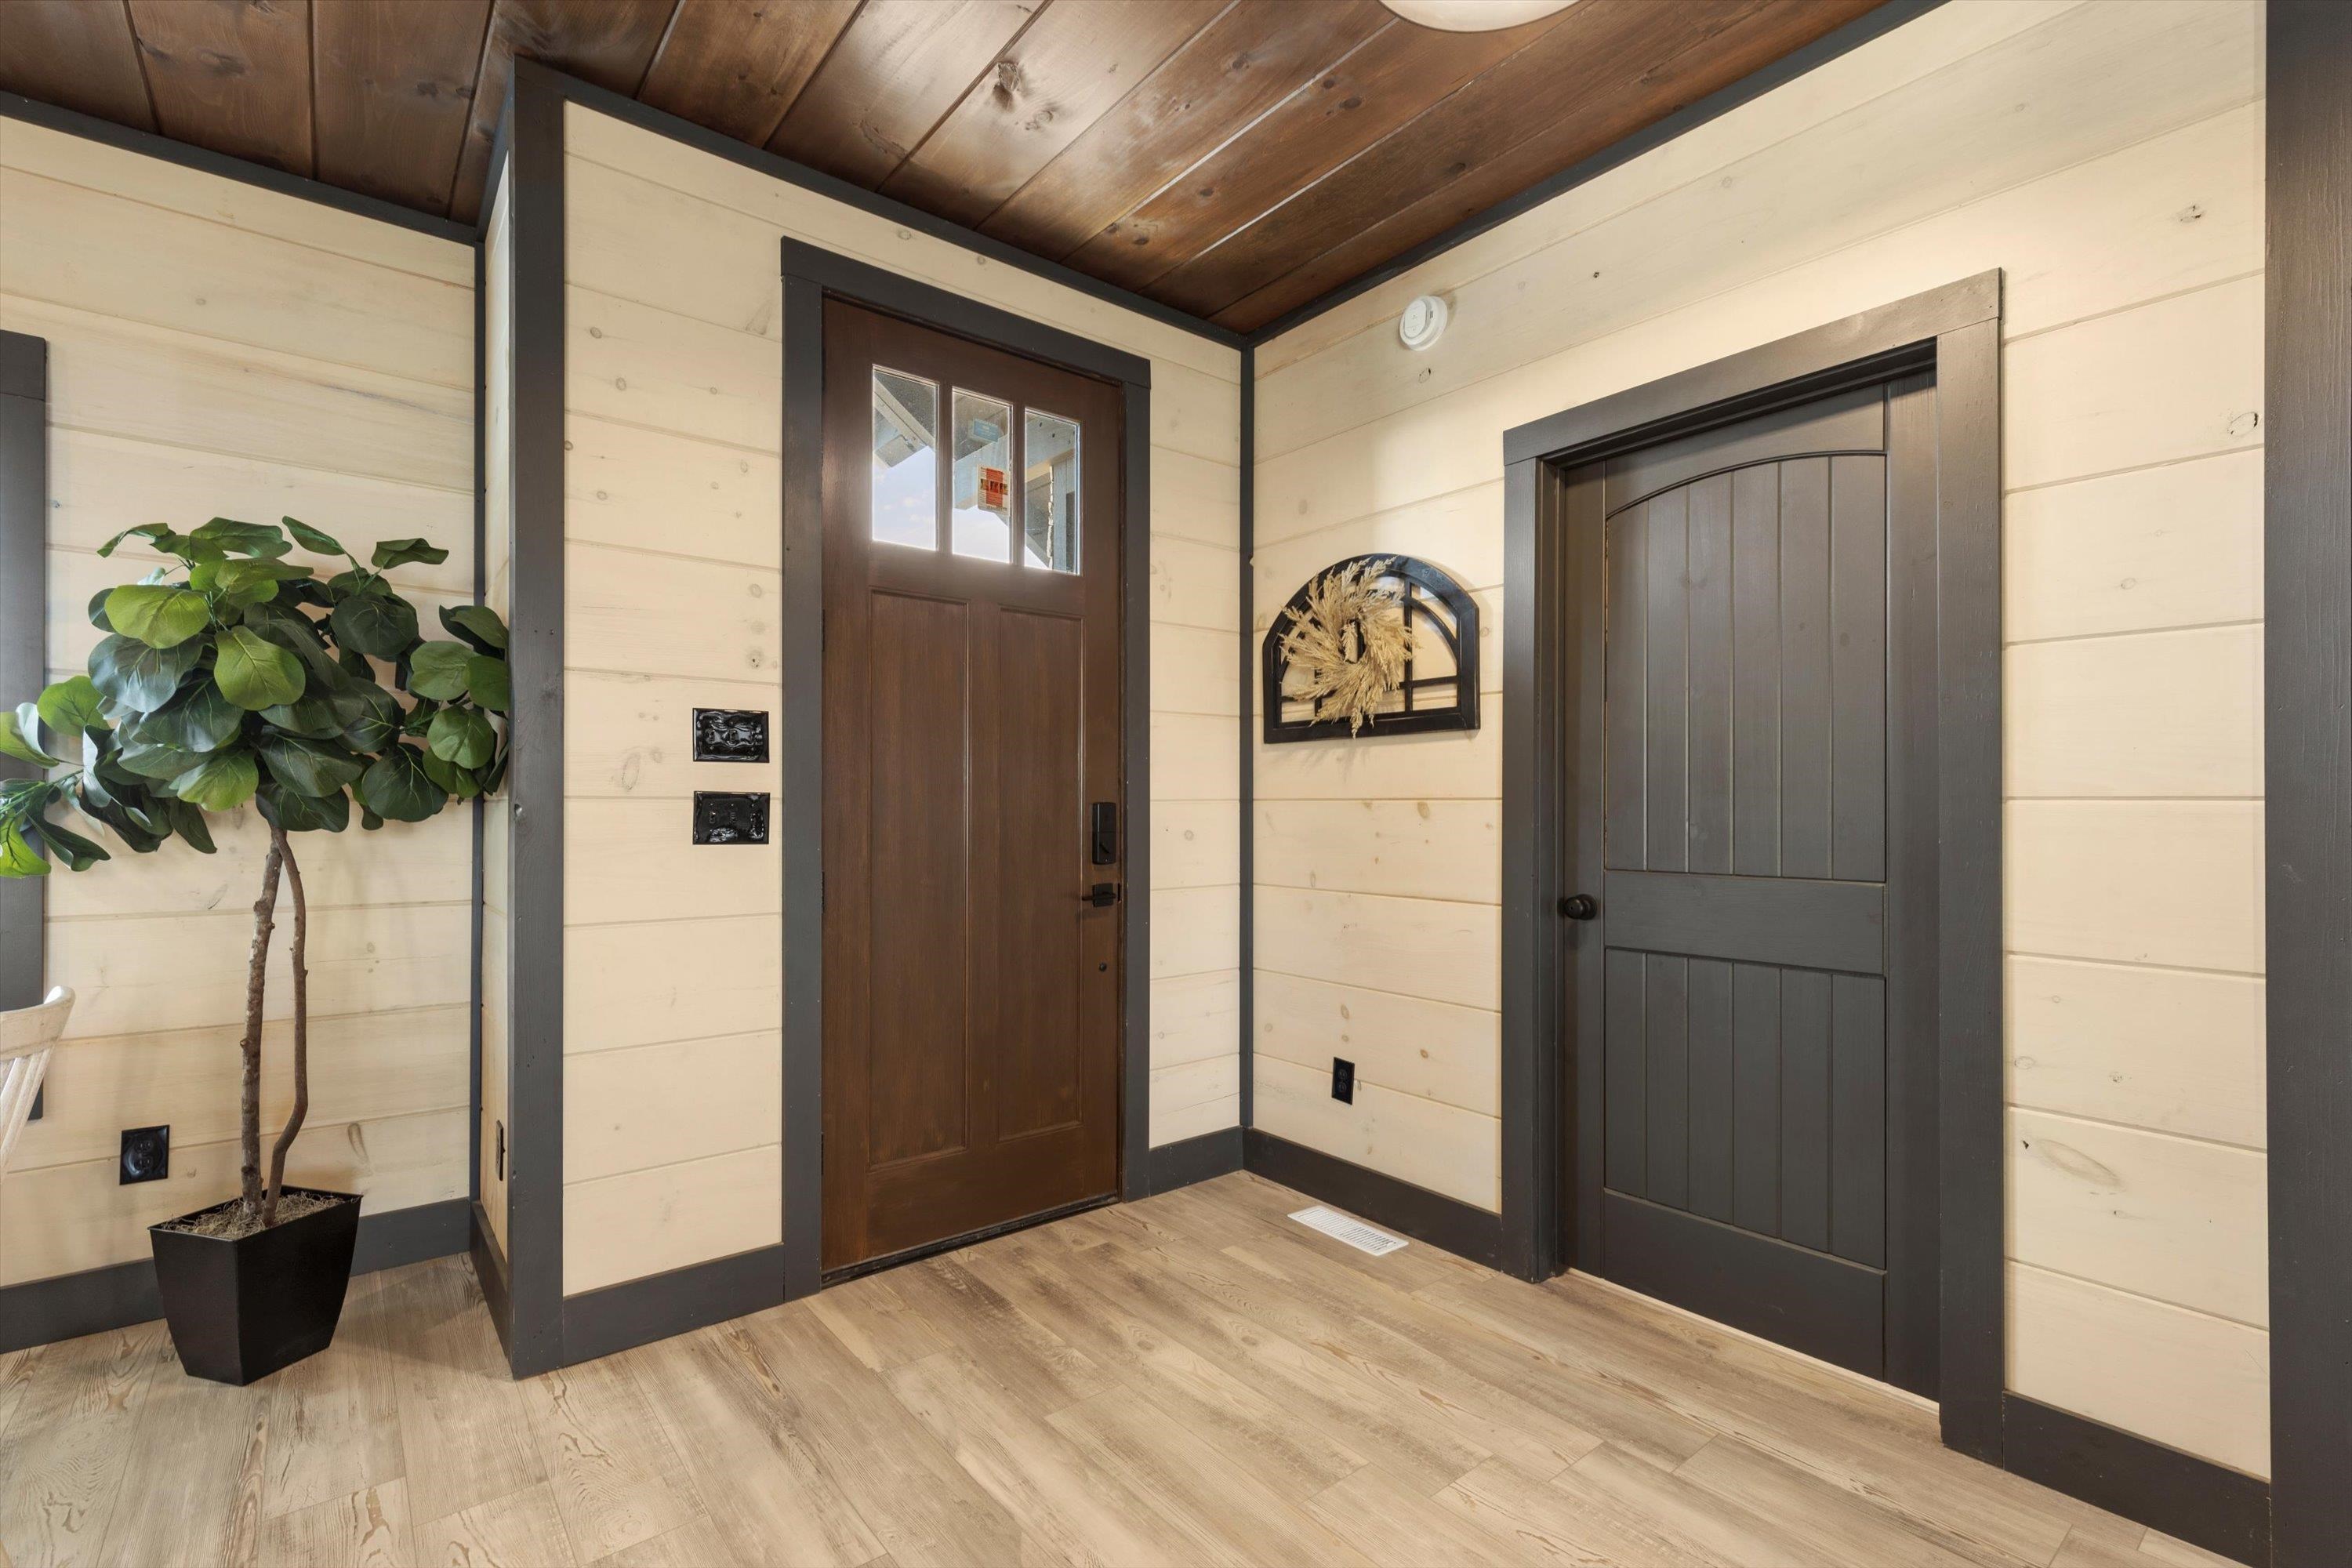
left=779, top=270, right=826, bottom=1304
left=2264, top=5, right=2352, bottom=1565
left=1238, top=347, right=1255, bottom=1131
left=500, top=62, right=569, bottom=1378
left=0, top=332, right=46, bottom=1025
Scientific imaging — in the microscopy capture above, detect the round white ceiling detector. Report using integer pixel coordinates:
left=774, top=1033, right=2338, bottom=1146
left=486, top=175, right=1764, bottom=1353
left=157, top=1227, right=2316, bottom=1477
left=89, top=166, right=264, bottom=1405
left=1399, top=293, right=1450, bottom=351
left=1381, top=0, right=1580, bottom=32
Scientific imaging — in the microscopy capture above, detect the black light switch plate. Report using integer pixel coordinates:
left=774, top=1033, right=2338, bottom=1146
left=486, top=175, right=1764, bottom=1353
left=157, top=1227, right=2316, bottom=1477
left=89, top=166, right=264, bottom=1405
left=1331, top=1058, right=1356, bottom=1104
left=693, top=791, right=770, bottom=845
left=120, top=1124, right=169, bottom=1184
left=692, top=708, right=770, bottom=763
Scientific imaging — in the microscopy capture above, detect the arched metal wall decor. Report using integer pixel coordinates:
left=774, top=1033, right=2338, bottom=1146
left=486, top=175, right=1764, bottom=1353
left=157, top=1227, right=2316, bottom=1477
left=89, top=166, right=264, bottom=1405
left=1261, top=554, right=1479, bottom=742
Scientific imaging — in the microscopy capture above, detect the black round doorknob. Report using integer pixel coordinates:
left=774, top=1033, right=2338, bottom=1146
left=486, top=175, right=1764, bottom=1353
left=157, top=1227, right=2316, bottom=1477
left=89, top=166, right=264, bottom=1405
left=1559, top=893, right=1599, bottom=921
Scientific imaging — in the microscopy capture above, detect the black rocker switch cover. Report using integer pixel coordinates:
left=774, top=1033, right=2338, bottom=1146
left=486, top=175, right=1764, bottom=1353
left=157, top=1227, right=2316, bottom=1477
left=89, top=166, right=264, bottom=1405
left=1331, top=1058, right=1356, bottom=1105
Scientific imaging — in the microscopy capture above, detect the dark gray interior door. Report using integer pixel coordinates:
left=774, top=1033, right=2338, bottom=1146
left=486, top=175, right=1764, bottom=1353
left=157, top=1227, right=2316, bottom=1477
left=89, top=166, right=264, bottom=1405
left=1563, top=379, right=1939, bottom=1388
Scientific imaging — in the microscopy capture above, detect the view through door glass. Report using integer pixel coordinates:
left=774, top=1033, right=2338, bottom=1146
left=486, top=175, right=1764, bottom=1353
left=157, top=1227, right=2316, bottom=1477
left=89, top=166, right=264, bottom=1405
left=821, top=299, right=1123, bottom=1273
left=1567, top=379, right=1937, bottom=1388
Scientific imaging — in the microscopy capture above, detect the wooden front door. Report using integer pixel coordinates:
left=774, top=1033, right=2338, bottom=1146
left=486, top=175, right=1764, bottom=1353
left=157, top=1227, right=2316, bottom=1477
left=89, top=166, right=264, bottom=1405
left=1562, top=378, right=1940, bottom=1389
left=820, top=299, right=1124, bottom=1274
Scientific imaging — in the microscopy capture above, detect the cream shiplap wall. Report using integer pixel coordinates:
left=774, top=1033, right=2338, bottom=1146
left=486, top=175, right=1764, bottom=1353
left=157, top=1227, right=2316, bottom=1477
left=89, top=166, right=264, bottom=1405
left=557, top=105, right=1242, bottom=1297
left=0, top=119, right=475, bottom=1285
left=1250, top=0, right=2266, bottom=1474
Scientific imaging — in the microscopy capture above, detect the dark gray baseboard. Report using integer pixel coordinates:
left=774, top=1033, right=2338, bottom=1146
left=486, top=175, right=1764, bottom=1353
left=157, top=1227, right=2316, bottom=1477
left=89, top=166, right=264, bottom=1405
left=0, top=1196, right=470, bottom=1355
left=469, top=1203, right=514, bottom=1357
left=1242, top=1128, right=1505, bottom=1269
left=557, top=1244, right=788, bottom=1370
left=1145, top=1127, right=1243, bottom=1195
left=2002, top=1396, right=2270, bottom=1567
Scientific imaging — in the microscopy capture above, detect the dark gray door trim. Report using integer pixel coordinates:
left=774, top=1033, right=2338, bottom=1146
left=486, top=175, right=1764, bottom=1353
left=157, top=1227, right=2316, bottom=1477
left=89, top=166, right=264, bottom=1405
left=1500, top=272, right=2004, bottom=1446
left=499, top=64, right=568, bottom=1377
left=2264, top=5, right=2352, bottom=1565
left=779, top=237, right=1156, bottom=1300
left=1238, top=346, right=1256, bottom=1131
left=0, top=332, right=46, bottom=1055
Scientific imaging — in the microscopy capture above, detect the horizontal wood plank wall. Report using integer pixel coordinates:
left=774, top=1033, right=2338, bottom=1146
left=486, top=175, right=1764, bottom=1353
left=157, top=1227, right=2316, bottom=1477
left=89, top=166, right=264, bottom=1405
left=557, top=106, right=1241, bottom=1298
left=1250, top=0, right=2268, bottom=1475
left=0, top=116, right=475, bottom=1287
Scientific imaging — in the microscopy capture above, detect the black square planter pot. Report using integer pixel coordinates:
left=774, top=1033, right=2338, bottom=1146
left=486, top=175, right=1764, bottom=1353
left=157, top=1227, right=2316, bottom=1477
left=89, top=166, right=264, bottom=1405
left=148, top=1188, right=362, bottom=1385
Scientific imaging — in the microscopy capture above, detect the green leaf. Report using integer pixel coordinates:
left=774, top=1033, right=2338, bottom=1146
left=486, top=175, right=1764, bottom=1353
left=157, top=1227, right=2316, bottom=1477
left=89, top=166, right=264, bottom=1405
left=407, top=640, right=474, bottom=700
left=282, top=517, right=348, bottom=558
left=104, top=584, right=212, bottom=649
left=213, top=627, right=306, bottom=711
left=257, top=781, right=350, bottom=833
left=417, top=746, right=481, bottom=799
left=427, top=706, right=494, bottom=769
left=438, top=604, right=508, bottom=652
left=259, top=695, right=343, bottom=740
left=370, top=537, right=450, bottom=572
left=37, top=676, right=108, bottom=742
left=71, top=775, right=170, bottom=860
left=89, top=634, right=202, bottom=711
left=0, top=819, right=49, bottom=877
left=170, top=749, right=259, bottom=812
left=464, top=654, right=510, bottom=713
left=257, top=732, right=366, bottom=797
left=212, top=557, right=313, bottom=608
left=32, top=811, right=109, bottom=872
left=328, top=583, right=419, bottom=659
left=190, top=518, right=292, bottom=559
left=278, top=577, right=334, bottom=611
left=97, top=523, right=175, bottom=557
left=356, top=745, right=446, bottom=822
left=87, top=587, right=114, bottom=632
left=136, top=679, right=245, bottom=753
left=115, top=738, right=209, bottom=780
left=157, top=797, right=216, bottom=854
left=401, top=698, right=439, bottom=737
left=360, top=805, right=385, bottom=831
left=0, top=706, right=64, bottom=769
left=332, top=682, right=404, bottom=753
left=242, top=601, right=342, bottom=685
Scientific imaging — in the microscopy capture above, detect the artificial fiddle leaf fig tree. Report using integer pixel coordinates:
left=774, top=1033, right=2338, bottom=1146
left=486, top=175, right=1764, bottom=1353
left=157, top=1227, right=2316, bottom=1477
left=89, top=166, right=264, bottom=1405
left=0, top=518, right=507, bottom=1291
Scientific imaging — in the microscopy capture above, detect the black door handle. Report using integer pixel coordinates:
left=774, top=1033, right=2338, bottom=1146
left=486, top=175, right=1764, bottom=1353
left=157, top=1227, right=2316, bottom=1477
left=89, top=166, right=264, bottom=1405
left=1559, top=893, right=1598, bottom=920
left=1088, top=883, right=1120, bottom=908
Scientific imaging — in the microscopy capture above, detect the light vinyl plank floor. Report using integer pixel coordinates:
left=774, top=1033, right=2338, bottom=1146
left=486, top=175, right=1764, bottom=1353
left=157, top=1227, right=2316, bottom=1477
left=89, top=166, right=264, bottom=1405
left=0, top=1173, right=2241, bottom=1567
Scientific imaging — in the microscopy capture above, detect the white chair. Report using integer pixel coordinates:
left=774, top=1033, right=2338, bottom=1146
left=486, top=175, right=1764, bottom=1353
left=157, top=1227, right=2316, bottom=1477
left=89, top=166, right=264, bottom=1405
left=0, top=987, right=74, bottom=1181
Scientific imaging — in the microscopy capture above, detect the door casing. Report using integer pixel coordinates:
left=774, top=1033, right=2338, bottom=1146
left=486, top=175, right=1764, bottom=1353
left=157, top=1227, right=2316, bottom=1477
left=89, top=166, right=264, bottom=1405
left=1499, top=272, right=2004, bottom=1450
left=779, top=240, right=1156, bottom=1301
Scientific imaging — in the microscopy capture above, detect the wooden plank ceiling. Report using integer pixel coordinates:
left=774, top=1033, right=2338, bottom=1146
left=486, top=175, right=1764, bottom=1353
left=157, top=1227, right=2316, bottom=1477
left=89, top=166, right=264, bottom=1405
left=0, top=0, right=1886, bottom=332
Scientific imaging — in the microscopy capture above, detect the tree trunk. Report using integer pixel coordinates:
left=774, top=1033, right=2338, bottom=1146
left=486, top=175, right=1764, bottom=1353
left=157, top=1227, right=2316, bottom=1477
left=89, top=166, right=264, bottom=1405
left=261, top=824, right=307, bottom=1227
left=238, top=831, right=286, bottom=1230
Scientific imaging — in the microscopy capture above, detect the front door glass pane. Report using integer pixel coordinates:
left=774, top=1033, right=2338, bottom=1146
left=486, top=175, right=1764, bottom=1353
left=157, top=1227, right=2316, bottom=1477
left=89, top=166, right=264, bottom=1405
left=1022, top=409, right=1080, bottom=572
left=951, top=389, right=1014, bottom=561
left=871, top=367, right=938, bottom=550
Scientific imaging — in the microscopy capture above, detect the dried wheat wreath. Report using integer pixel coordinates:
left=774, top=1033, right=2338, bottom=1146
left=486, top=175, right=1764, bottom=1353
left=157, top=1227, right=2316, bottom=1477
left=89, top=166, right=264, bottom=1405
left=1276, top=557, right=1417, bottom=735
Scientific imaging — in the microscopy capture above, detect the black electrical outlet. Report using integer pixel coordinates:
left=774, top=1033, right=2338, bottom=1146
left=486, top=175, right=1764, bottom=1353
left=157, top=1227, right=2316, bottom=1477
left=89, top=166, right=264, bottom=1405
left=692, top=791, right=770, bottom=844
left=1331, top=1058, right=1356, bottom=1105
left=120, top=1124, right=169, bottom=1185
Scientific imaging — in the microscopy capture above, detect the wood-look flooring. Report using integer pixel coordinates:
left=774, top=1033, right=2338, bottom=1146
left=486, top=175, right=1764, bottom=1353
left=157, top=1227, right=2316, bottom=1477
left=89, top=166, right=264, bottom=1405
left=0, top=1173, right=2241, bottom=1568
